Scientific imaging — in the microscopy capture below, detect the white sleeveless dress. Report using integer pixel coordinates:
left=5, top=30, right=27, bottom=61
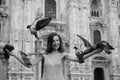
left=42, top=53, right=65, bottom=80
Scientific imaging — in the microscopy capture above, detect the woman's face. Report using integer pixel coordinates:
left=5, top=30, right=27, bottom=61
left=52, top=36, right=60, bottom=50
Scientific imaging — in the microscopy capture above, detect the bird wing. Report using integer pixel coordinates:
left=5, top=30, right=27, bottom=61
left=19, top=51, right=27, bottom=56
left=77, top=35, right=92, bottom=48
left=35, top=17, right=52, bottom=31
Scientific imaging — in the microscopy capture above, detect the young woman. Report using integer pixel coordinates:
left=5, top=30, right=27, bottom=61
left=6, top=32, right=104, bottom=80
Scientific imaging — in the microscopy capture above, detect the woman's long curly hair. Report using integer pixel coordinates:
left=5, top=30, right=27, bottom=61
left=45, top=32, right=64, bottom=54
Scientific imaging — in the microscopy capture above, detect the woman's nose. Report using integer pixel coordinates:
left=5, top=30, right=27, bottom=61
left=55, top=41, right=58, bottom=44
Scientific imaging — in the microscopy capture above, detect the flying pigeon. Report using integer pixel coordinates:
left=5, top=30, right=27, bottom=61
left=19, top=51, right=32, bottom=66
left=27, top=17, right=52, bottom=40
left=75, top=35, right=114, bottom=55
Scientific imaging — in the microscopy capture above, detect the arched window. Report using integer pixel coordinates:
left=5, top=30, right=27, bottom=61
left=45, top=0, right=56, bottom=19
left=93, top=30, right=101, bottom=44
left=117, top=0, right=120, bottom=19
left=91, top=0, right=102, bottom=17
left=0, top=0, right=2, bottom=5
left=0, top=0, right=5, bottom=5
left=94, top=68, right=104, bottom=80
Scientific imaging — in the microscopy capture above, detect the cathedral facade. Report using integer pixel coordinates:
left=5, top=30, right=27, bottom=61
left=0, top=0, right=120, bottom=80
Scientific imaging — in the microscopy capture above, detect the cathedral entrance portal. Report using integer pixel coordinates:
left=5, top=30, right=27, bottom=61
left=94, top=68, right=104, bottom=80
left=92, top=56, right=111, bottom=80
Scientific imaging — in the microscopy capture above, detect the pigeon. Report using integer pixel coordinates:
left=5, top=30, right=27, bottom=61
left=19, top=51, right=32, bottom=66
left=75, top=51, right=84, bottom=63
left=27, top=17, right=52, bottom=40
left=75, top=35, right=114, bottom=55
left=3, top=44, right=14, bottom=60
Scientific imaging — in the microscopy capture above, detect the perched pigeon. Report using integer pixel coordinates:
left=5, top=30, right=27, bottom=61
left=75, top=51, right=84, bottom=63
left=19, top=51, right=32, bottom=66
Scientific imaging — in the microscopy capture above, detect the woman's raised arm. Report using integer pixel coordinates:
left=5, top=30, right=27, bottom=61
left=5, top=49, right=43, bottom=68
left=64, top=48, right=103, bottom=63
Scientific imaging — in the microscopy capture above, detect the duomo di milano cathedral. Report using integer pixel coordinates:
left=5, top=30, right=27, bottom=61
left=0, top=0, right=120, bottom=80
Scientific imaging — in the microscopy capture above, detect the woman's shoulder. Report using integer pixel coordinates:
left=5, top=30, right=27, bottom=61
left=61, top=52, right=69, bottom=60
left=39, top=50, right=46, bottom=54
left=38, top=50, right=47, bottom=57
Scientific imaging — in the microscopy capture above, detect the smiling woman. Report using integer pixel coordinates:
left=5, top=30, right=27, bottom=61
left=51, top=35, right=60, bottom=50
left=5, top=32, right=105, bottom=80
left=46, top=32, right=64, bottom=54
